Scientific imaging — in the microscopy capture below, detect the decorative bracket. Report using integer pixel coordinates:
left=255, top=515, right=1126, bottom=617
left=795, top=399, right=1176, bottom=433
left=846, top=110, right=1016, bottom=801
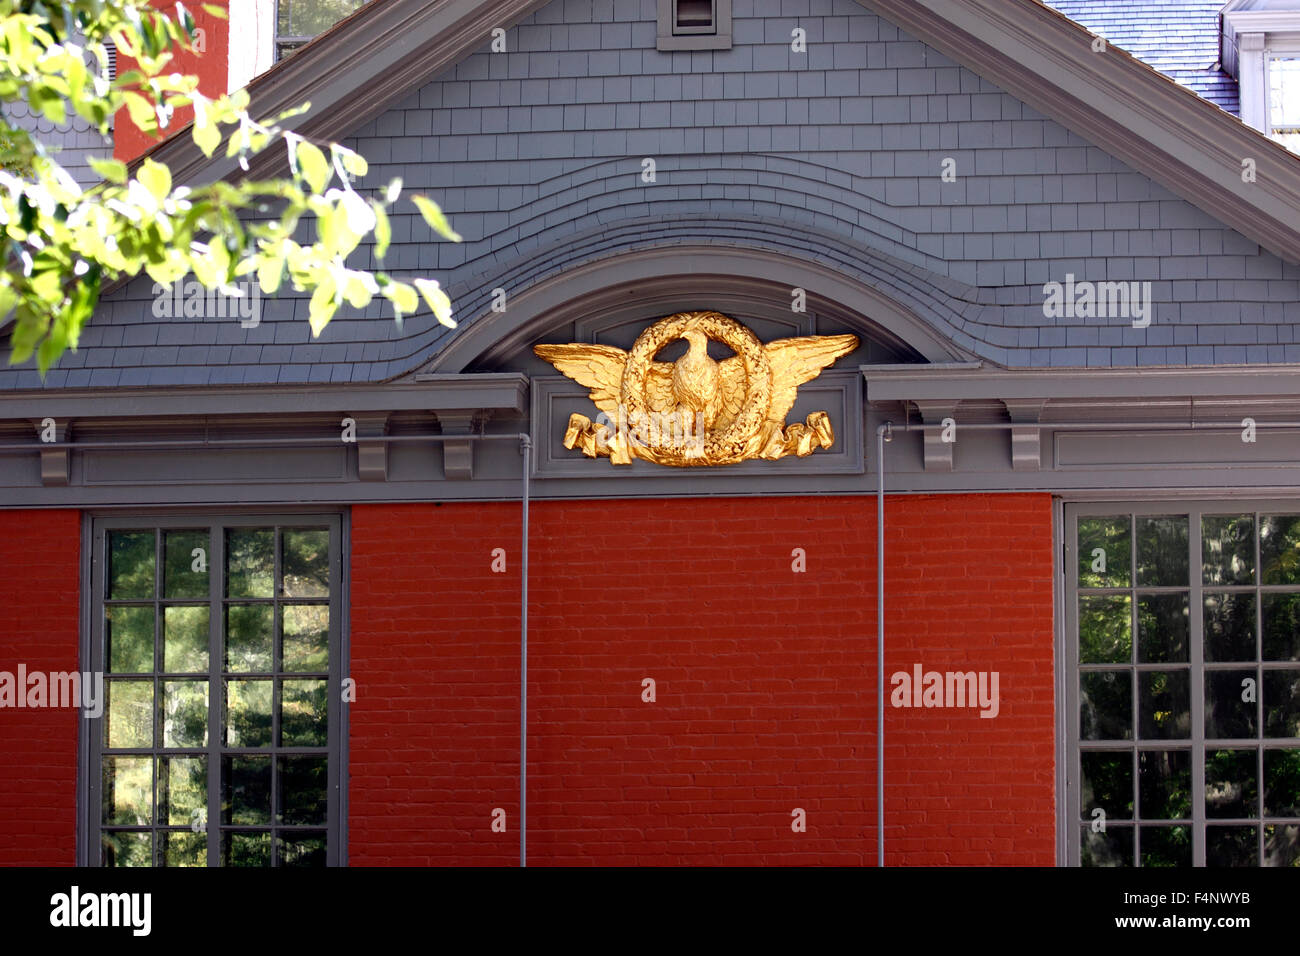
left=438, top=411, right=485, bottom=480
left=349, top=412, right=390, bottom=482
left=32, top=418, right=70, bottom=486
left=912, top=400, right=959, bottom=472
left=1003, top=399, right=1048, bottom=472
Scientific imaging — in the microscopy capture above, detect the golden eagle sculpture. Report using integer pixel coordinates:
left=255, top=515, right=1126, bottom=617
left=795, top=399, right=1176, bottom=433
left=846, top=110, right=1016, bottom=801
left=534, top=311, right=858, bottom=466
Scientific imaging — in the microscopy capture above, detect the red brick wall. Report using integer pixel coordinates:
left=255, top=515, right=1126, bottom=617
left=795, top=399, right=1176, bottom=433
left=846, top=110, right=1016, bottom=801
left=0, top=510, right=80, bottom=866
left=350, top=494, right=1055, bottom=866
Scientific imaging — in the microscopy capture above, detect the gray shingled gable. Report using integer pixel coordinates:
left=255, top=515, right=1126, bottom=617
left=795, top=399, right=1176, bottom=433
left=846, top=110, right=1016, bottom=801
left=5, top=0, right=1300, bottom=390
left=1041, top=0, right=1241, bottom=116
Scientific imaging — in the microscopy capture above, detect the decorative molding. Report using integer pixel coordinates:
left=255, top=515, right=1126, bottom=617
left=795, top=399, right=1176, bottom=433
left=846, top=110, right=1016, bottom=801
left=33, top=418, right=70, bottom=486
left=912, top=399, right=959, bottom=472
left=349, top=411, right=390, bottom=481
left=0, top=375, right=529, bottom=422
left=1003, top=398, right=1046, bottom=472
left=437, top=410, right=484, bottom=480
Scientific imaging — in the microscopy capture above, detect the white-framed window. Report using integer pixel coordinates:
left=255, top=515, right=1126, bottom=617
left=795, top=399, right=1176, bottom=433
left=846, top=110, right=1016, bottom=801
left=275, top=0, right=365, bottom=61
left=656, top=0, right=731, bottom=51
left=1268, top=54, right=1300, bottom=152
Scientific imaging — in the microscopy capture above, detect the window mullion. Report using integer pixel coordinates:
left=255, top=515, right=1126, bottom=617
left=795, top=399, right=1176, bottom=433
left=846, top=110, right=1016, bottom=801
left=1190, top=510, right=1206, bottom=867
left=207, top=524, right=222, bottom=866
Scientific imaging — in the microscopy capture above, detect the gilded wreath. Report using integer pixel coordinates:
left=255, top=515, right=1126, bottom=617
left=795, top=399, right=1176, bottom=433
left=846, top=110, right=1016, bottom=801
left=534, top=311, right=859, bottom=466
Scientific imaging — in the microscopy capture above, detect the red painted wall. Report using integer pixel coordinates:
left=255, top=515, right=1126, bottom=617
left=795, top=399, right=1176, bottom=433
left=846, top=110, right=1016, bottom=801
left=349, top=494, right=1056, bottom=866
left=0, top=510, right=81, bottom=866
left=114, top=0, right=231, bottom=162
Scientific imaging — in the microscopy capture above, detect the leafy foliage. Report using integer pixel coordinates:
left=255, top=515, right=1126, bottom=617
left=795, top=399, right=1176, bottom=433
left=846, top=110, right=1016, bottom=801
left=0, top=0, right=460, bottom=373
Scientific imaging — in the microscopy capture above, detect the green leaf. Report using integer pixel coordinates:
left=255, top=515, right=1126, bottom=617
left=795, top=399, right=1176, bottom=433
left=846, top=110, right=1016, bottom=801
left=411, top=194, right=461, bottom=242
left=137, top=157, right=171, bottom=199
left=257, top=253, right=284, bottom=294
left=124, top=92, right=158, bottom=134
left=308, top=279, right=338, bottom=336
left=201, top=4, right=228, bottom=19
left=295, top=141, right=329, bottom=194
left=414, top=278, right=455, bottom=328
left=334, top=146, right=367, bottom=179
left=383, top=279, right=418, bottom=317
left=371, top=201, right=390, bottom=260
left=88, top=156, right=128, bottom=183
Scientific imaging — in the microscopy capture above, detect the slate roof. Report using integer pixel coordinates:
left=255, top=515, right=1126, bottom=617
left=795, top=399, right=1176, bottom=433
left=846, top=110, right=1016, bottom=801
left=1041, top=0, right=1240, bottom=115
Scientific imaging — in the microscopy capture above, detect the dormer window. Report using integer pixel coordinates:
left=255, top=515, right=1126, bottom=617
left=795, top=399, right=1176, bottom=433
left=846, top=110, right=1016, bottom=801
left=1269, top=55, right=1300, bottom=151
left=1221, top=2, right=1300, bottom=154
left=657, top=0, right=731, bottom=51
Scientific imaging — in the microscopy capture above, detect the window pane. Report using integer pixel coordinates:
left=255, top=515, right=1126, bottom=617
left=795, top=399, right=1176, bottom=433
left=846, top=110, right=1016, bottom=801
left=280, top=0, right=363, bottom=37
left=1206, top=749, right=1258, bottom=818
left=1079, top=516, right=1131, bottom=588
left=282, top=529, right=329, bottom=597
left=1079, top=595, right=1131, bottom=664
left=102, top=755, right=153, bottom=825
left=1081, top=751, right=1132, bottom=819
left=1206, top=826, right=1258, bottom=867
left=1269, top=57, right=1300, bottom=127
left=1137, top=593, right=1188, bottom=663
left=162, top=680, right=208, bottom=748
left=1139, top=750, right=1191, bottom=819
left=222, top=831, right=272, bottom=867
left=1139, top=670, right=1190, bottom=739
left=101, top=831, right=152, bottom=867
left=1137, top=516, right=1188, bottom=587
left=1263, top=670, right=1300, bottom=738
left=110, top=531, right=154, bottom=599
left=226, top=679, right=273, bottom=748
left=1139, top=826, right=1191, bottom=867
left=163, top=530, right=209, bottom=599
left=160, top=830, right=205, bottom=867
left=159, top=756, right=207, bottom=827
left=1260, top=515, right=1300, bottom=585
left=105, top=679, right=153, bottom=748
left=226, top=529, right=274, bottom=598
left=222, top=755, right=271, bottom=825
left=226, top=604, right=273, bottom=672
left=1081, top=826, right=1133, bottom=866
left=283, top=605, right=328, bottom=671
left=278, top=755, right=328, bottom=825
left=1206, top=670, right=1258, bottom=739
left=1081, top=671, right=1132, bottom=740
left=1262, top=593, right=1300, bottom=662
left=278, top=832, right=327, bottom=867
left=1205, top=593, right=1257, bottom=663
left=106, top=605, right=154, bottom=673
left=1264, top=825, right=1300, bottom=866
left=1264, top=749, right=1300, bottom=817
left=280, top=679, right=327, bottom=746
left=1202, top=515, right=1255, bottom=585
left=163, top=605, right=208, bottom=673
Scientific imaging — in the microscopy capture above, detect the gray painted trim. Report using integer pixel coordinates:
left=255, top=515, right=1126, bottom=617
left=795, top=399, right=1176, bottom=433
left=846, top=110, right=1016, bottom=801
left=423, top=246, right=965, bottom=373
left=866, top=364, right=1300, bottom=403
left=0, top=376, right=528, bottom=421
left=860, top=0, right=1300, bottom=264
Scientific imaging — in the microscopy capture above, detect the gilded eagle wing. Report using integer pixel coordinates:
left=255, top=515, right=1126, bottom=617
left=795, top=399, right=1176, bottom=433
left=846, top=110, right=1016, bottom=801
left=533, top=344, right=628, bottom=419
left=763, top=334, right=859, bottom=422
left=715, top=357, right=748, bottom=431
left=644, top=362, right=678, bottom=414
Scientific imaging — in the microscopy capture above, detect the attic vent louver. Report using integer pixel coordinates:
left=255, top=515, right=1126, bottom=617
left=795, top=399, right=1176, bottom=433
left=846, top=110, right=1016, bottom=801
left=657, top=0, right=731, bottom=51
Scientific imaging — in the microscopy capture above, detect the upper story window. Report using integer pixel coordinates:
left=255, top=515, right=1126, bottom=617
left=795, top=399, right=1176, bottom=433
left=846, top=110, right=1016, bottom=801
left=1269, top=55, right=1300, bottom=151
left=657, top=0, right=731, bottom=51
left=276, top=0, right=365, bottom=60
left=1221, top=4, right=1300, bottom=154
